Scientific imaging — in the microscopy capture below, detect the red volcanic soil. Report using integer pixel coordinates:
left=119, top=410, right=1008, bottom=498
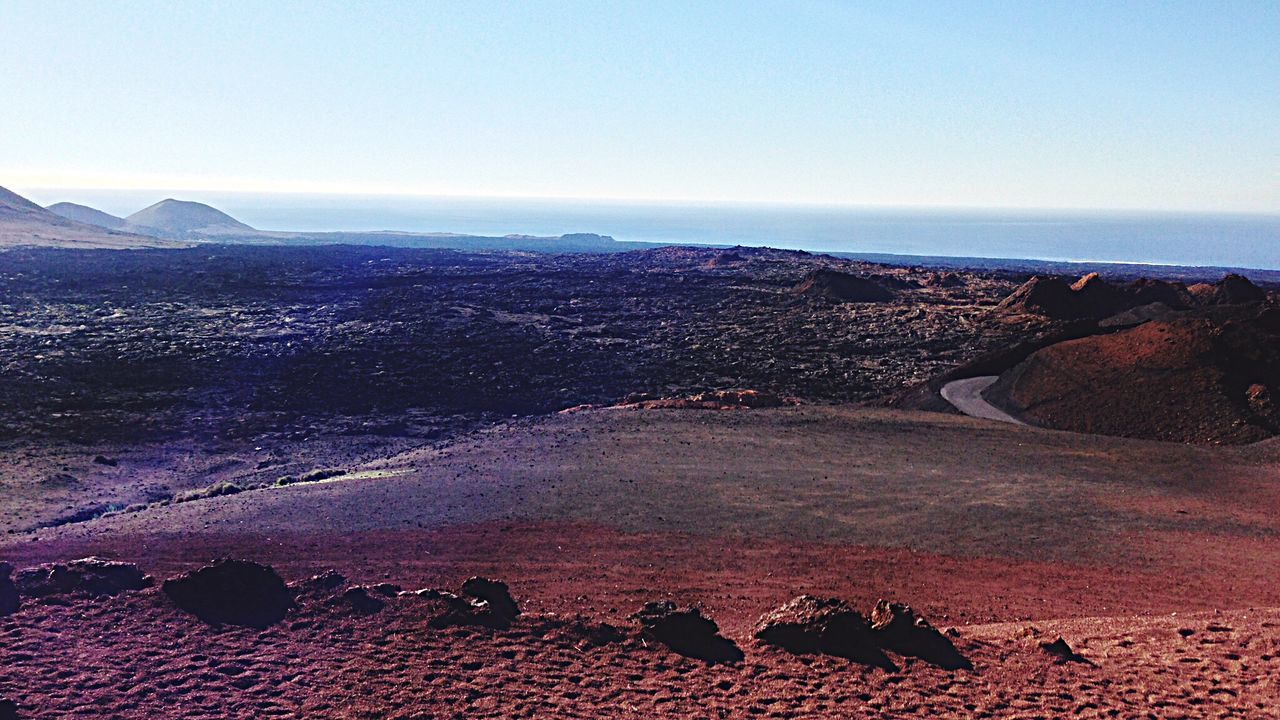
left=4, top=523, right=1280, bottom=718
left=989, top=311, right=1280, bottom=444
left=4, top=406, right=1280, bottom=717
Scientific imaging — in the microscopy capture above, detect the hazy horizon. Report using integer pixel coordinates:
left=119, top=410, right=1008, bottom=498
left=20, top=187, right=1280, bottom=270
left=3, top=2, right=1277, bottom=213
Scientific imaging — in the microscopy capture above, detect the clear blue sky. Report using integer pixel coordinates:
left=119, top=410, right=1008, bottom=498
left=2, top=1, right=1277, bottom=212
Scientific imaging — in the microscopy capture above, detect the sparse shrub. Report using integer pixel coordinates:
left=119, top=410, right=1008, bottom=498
left=276, top=468, right=347, bottom=487
left=174, top=481, right=244, bottom=503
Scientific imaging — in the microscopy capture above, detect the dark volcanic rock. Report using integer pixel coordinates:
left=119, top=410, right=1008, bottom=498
left=162, top=559, right=294, bottom=628
left=754, top=595, right=892, bottom=667
left=13, top=557, right=150, bottom=598
left=336, top=586, right=386, bottom=615
left=997, top=273, right=1133, bottom=320
left=995, top=276, right=1081, bottom=319
left=631, top=600, right=743, bottom=663
left=0, top=562, right=18, bottom=616
left=461, top=576, right=520, bottom=622
left=792, top=269, right=896, bottom=303
left=869, top=599, right=971, bottom=670
left=1040, top=636, right=1090, bottom=664
left=421, top=590, right=511, bottom=630
left=296, top=569, right=346, bottom=594
left=1127, top=278, right=1191, bottom=309
left=1212, top=273, right=1267, bottom=305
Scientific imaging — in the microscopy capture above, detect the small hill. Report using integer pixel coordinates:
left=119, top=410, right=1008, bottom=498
left=1188, top=273, right=1267, bottom=306
left=125, top=199, right=254, bottom=238
left=0, top=186, right=182, bottom=249
left=792, top=269, right=895, bottom=303
left=986, top=307, right=1280, bottom=444
left=46, top=202, right=127, bottom=230
left=994, top=276, right=1088, bottom=319
left=998, top=272, right=1266, bottom=321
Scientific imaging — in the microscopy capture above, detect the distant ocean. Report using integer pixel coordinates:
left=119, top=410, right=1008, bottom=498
left=39, top=190, right=1280, bottom=270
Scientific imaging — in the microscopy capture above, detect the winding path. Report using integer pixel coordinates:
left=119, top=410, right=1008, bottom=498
left=940, top=376, right=1025, bottom=425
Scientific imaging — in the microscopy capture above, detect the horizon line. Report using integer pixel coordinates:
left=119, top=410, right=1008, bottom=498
left=13, top=183, right=1280, bottom=219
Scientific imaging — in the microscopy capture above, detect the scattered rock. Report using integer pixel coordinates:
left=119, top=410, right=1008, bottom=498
left=297, top=569, right=346, bottom=593
left=162, top=559, right=295, bottom=628
left=869, top=600, right=971, bottom=670
left=371, top=582, right=402, bottom=597
left=13, top=557, right=150, bottom=598
left=424, top=591, right=511, bottom=630
left=92, top=455, right=118, bottom=467
left=335, top=586, right=386, bottom=615
left=1040, top=636, right=1090, bottom=664
left=754, top=595, right=892, bottom=667
left=0, top=562, right=18, bottom=616
left=461, top=576, right=520, bottom=622
left=923, top=271, right=965, bottom=288
left=703, top=252, right=745, bottom=268
left=631, top=600, right=743, bottom=663
left=621, top=389, right=795, bottom=410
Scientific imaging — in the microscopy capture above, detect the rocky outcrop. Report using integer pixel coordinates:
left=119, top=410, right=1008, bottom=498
left=13, top=558, right=150, bottom=598
left=995, top=276, right=1087, bottom=319
left=754, top=595, right=891, bottom=666
left=461, top=577, right=520, bottom=622
left=869, top=600, right=971, bottom=670
left=998, top=272, right=1268, bottom=321
left=1039, top=636, right=1090, bottom=664
left=409, top=578, right=521, bottom=630
left=631, top=601, right=743, bottom=662
left=162, top=559, right=295, bottom=628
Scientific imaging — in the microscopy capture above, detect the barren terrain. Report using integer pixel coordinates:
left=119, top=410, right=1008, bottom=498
left=2, top=245, right=1278, bottom=718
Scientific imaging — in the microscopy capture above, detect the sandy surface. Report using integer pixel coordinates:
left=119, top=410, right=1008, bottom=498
left=1, top=572, right=1276, bottom=719
left=4, top=406, right=1280, bottom=717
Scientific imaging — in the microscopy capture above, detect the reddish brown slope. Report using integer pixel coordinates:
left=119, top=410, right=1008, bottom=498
left=989, top=310, right=1280, bottom=443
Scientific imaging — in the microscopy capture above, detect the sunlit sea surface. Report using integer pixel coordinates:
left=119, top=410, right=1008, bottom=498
left=45, top=191, right=1280, bottom=269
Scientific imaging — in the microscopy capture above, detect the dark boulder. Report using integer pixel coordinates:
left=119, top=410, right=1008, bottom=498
left=631, top=600, right=743, bottom=663
left=295, top=569, right=346, bottom=595
left=162, top=559, right=295, bottom=629
left=754, top=595, right=893, bottom=667
left=0, top=563, right=18, bottom=616
left=869, top=600, right=971, bottom=670
left=1039, top=636, right=1090, bottom=664
left=461, top=576, right=520, bottom=623
left=335, top=586, right=386, bottom=615
left=421, top=590, right=511, bottom=630
left=13, top=558, right=150, bottom=598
